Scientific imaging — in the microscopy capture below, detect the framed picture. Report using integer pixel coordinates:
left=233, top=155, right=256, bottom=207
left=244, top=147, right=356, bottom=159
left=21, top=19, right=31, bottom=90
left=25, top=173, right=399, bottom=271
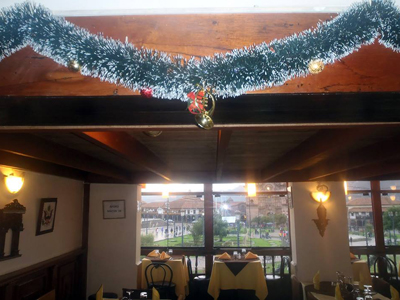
left=103, top=200, right=126, bottom=219
left=36, top=198, right=57, bottom=236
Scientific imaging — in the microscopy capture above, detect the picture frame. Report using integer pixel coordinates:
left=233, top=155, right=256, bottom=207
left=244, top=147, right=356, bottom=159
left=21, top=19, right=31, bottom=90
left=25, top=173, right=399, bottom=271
left=103, top=200, right=126, bottom=219
left=36, top=198, right=57, bottom=236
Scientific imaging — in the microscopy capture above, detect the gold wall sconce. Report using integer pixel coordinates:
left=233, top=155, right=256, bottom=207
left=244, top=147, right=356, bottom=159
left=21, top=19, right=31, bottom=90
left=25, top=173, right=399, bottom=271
left=247, top=183, right=256, bottom=197
left=5, top=173, right=24, bottom=194
left=311, top=183, right=330, bottom=237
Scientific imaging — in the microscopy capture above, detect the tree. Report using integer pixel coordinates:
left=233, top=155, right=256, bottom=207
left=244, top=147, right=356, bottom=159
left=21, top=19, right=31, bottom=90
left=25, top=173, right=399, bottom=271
left=275, top=214, right=288, bottom=228
left=190, top=217, right=204, bottom=246
left=213, top=214, right=228, bottom=242
left=383, top=206, right=400, bottom=232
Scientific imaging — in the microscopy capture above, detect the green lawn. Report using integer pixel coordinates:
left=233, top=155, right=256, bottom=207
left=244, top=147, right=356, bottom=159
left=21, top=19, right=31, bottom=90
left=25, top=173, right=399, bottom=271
left=143, top=234, right=282, bottom=247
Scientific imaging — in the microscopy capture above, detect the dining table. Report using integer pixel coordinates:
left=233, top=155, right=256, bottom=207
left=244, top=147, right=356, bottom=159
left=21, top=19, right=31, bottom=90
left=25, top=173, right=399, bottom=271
left=304, top=281, right=390, bottom=300
left=140, top=255, right=189, bottom=299
left=351, top=259, right=372, bottom=285
left=207, top=256, right=268, bottom=300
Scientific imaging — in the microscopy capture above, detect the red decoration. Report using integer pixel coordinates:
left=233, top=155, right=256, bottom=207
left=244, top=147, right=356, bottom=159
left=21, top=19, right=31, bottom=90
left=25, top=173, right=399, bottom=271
left=187, top=91, right=205, bottom=114
left=140, top=88, right=153, bottom=98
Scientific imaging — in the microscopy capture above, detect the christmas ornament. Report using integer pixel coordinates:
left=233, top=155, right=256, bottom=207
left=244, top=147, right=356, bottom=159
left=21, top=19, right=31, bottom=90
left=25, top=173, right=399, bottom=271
left=190, top=89, right=216, bottom=130
left=0, top=1, right=399, bottom=101
left=140, top=88, right=153, bottom=98
left=67, top=60, right=80, bottom=72
left=187, top=91, right=206, bottom=114
left=308, top=60, right=325, bottom=74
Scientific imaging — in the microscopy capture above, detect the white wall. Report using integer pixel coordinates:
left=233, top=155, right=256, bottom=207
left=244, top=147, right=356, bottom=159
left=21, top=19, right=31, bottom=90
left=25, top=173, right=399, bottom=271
left=0, top=169, right=84, bottom=275
left=87, top=184, right=141, bottom=298
left=290, top=181, right=352, bottom=282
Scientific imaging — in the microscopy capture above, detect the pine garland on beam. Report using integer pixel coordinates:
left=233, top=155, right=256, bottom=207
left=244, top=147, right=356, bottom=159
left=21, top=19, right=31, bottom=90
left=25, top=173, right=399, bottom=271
left=0, top=0, right=400, bottom=101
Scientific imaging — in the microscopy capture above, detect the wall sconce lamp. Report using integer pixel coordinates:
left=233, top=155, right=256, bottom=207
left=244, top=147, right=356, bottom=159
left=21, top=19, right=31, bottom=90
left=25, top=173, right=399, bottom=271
left=5, top=173, right=24, bottom=194
left=311, top=183, right=331, bottom=203
left=311, top=183, right=330, bottom=237
left=162, top=185, right=169, bottom=199
left=247, top=183, right=256, bottom=197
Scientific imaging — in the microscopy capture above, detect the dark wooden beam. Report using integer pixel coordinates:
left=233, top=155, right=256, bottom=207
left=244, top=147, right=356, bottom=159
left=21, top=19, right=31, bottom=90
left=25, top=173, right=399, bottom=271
left=216, top=130, right=232, bottom=182
left=1, top=93, right=400, bottom=130
left=0, top=133, right=131, bottom=182
left=307, top=133, right=400, bottom=180
left=77, top=131, right=171, bottom=181
left=0, top=150, right=87, bottom=181
left=260, top=128, right=375, bottom=181
left=371, top=181, right=385, bottom=254
left=327, top=159, right=400, bottom=181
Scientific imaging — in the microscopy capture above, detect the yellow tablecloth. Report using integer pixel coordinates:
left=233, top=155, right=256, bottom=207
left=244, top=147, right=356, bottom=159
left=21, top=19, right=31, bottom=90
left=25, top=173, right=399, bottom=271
left=208, top=260, right=268, bottom=300
left=141, top=258, right=189, bottom=299
left=309, top=291, right=389, bottom=300
left=352, top=260, right=372, bottom=285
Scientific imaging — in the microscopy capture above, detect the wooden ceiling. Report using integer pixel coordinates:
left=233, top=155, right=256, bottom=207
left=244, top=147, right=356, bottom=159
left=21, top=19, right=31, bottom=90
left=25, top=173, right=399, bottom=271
left=0, top=12, right=400, bottom=184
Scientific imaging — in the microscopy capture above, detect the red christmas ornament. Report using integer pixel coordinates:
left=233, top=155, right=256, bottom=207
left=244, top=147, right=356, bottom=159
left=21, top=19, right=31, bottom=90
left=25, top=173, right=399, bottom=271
left=140, top=88, right=153, bottom=98
left=187, top=91, right=205, bottom=114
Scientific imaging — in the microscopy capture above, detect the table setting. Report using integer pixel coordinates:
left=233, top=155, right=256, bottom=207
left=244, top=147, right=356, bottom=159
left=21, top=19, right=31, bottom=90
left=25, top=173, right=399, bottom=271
left=306, top=270, right=397, bottom=300
left=208, top=250, right=268, bottom=300
left=140, top=250, right=189, bottom=299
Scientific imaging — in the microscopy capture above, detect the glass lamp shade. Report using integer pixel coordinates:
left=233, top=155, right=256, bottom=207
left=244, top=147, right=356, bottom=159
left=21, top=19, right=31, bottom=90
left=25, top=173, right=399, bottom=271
left=5, top=174, right=24, bottom=194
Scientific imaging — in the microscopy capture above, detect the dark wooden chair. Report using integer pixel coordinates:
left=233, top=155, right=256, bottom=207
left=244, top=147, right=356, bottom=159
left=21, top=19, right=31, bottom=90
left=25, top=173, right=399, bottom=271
left=291, top=275, right=303, bottom=300
left=186, top=257, right=211, bottom=300
left=144, top=262, right=176, bottom=299
left=372, top=255, right=398, bottom=283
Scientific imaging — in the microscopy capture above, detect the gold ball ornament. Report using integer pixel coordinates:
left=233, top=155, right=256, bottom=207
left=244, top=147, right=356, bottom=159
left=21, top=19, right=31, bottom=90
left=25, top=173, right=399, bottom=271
left=308, top=59, right=324, bottom=74
left=68, top=60, right=81, bottom=72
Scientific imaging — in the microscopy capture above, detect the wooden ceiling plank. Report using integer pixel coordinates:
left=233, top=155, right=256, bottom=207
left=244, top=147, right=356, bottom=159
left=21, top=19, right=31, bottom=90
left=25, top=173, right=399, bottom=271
left=0, top=150, right=87, bottom=181
left=216, top=130, right=232, bottom=182
left=260, top=128, right=376, bottom=181
left=0, top=133, right=131, bottom=182
left=77, top=131, right=171, bottom=181
left=307, top=133, right=400, bottom=180
left=326, top=160, right=400, bottom=181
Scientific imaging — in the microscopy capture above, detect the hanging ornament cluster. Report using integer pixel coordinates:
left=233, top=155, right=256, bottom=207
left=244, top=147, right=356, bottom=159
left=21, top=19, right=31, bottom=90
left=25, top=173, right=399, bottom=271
left=0, top=0, right=400, bottom=128
left=187, top=88, right=216, bottom=129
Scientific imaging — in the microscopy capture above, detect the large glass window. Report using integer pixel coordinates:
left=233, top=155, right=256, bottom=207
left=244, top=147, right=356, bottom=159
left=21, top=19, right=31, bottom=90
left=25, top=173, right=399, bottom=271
left=141, top=184, right=204, bottom=248
left=213, top=183, right=289, bottom=248
left=381, top=181, right=400, bottom=246
left=346, top=191, right=375, bottom=247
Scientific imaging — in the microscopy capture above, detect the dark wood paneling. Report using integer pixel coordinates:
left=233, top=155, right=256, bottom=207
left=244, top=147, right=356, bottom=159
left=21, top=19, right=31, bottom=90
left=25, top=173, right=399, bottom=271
left=57, top=261, right=77, bottom=300
left=0, top=249, right=85, bottom=300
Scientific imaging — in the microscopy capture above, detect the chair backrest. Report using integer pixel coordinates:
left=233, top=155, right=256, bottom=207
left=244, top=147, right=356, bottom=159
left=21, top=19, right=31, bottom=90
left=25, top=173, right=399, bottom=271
left=122, top=288, right=152, bottom=299
left=372, top=255, right=398, bottom=281
left=37, top=290, right=55, bottom=300
left=187, top=257, right=193, bottom=281
left=145, top=262, right=174, bottom=288
left=291, top=275, right=303, bottom=300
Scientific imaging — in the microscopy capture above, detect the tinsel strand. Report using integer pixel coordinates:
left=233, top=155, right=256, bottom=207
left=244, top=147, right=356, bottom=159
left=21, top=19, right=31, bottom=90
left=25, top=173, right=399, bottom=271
left=0, top=0, right=399, bottom=101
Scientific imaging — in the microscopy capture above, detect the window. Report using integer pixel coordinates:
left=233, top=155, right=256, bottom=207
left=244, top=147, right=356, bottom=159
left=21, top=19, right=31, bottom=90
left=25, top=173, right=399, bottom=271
left=213, top=183, right=289, bottom=248
left=381, top=181, right=400, bottom=246
left=141, top=184, right=204, bottom=248
left=346, top=188, right=375, bottom=247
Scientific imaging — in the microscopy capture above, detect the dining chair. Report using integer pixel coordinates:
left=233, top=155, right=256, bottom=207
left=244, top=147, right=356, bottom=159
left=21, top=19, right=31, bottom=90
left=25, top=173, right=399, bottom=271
left=144, top=262, right=176, bottom=299
left=372, top=255, right=398, bottom=282
left=37, top=289, right=55, bottom=300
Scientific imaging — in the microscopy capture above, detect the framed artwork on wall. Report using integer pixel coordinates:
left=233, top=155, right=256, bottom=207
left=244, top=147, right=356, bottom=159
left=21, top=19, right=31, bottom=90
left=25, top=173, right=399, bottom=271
left=103, top=200, right=126, bottom=219
left=36, top=198, right=57, bottom=236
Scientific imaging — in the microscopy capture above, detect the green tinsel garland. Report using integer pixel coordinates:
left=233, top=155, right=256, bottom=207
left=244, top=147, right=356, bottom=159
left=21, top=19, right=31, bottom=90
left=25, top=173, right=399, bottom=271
left=0, top=0, right=400, bottom=101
